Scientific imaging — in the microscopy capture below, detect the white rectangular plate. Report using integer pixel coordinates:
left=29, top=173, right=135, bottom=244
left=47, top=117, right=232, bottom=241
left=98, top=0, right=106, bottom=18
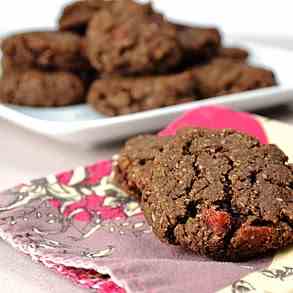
left=0, top=39, right=292, bottom=146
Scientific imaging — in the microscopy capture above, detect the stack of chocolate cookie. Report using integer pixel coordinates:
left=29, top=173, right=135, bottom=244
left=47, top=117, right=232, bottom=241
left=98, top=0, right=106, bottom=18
left=113, top=128, right=293, bottom=261
left=0, top=0, right=277, bottom=115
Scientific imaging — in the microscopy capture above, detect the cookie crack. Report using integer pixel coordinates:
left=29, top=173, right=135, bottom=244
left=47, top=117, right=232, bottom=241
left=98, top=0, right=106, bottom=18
left=219, top=154, right=243, bottom=255
left=280, top=214, right=293, bottom=230
left=250, top=218, right=274, bottom=227
left=185, top=159, right=200, bottom=196
left=182, top=140, right=192, bottom=156
left=178, top=200, right=200, bottom=224
left=165, top=200, right=201, bottom=245
left=262, top=176, right=292, bottom=189
left=219, top=153, right=234, bottom=205
left=164, top=141, right=201, bottom=243
left=171, top=140, right=200, bottom=200
left=165, top=224, right=177, bottom=244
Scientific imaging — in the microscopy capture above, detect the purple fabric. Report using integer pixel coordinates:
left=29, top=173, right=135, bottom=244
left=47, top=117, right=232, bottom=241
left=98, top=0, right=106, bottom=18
left=0, top=107, right=275, bottom=292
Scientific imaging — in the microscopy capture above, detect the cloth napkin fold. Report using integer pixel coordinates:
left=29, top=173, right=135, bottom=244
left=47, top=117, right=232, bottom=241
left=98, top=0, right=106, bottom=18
left=0, top=106, right=292, bottom=293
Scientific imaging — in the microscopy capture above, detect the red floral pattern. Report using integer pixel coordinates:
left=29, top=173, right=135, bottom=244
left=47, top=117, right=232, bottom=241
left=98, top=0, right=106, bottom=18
left=63, top=195, right=126, bottom=222
left=46, top=261, right=125, bottom=293
left=51, top=160, right=129, bottom=222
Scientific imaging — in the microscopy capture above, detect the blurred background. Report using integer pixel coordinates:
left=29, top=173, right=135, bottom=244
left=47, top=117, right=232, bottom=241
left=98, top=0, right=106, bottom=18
left=0, top=0, right=292, bottom=49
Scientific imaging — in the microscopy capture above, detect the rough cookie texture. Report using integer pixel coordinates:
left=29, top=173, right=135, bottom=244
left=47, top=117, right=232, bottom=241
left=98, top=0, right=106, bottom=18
left=1, top=31, right=90, bottom=71
left=59, top=0, right=156, bottom=34
left=85, top=10, right=182, bottom=75
left=142, top=128, right=293, bottom=261
left=113, top=135, right=171, bottom=200
left=217, top=47, right=249, bottom=61
left=0, top=70, right=85, bottom=107
left=192, top=59, right=277, bottom=97
left=176, top=25, right=221, bottom=61
left=87, top=70, right=198, bottom=116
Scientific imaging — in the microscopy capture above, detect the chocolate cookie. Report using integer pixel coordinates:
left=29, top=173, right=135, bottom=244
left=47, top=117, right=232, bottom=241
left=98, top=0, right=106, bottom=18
left=87, top=70, right=198, bottom=116
left=59, top=0, right=156, bottom=34
left=176, top=25, right=221, bottom=61
left=217, top=47, right=249, bottom=61
left=192, top=59, right=277, bottom=97
left=113, top=135, right=171, bottom=200
left=85, top=10, right=182, bottom=75
left=0, top=70, right=85, bottom=107
left=1, top=31, right=90, bottom=71
left=142, top=128, right=293, bottom=261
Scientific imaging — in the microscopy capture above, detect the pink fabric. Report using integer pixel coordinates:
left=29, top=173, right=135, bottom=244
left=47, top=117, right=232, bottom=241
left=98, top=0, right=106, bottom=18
left=159, top=106, right=268, bottom=144
left=56, top=160, right=112, bottom=185
left=46, top=261, right=125, bottom=293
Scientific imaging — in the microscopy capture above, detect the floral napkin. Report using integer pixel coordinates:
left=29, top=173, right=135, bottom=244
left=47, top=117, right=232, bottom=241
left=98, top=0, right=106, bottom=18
left=0, top=106, right=292, bottom=293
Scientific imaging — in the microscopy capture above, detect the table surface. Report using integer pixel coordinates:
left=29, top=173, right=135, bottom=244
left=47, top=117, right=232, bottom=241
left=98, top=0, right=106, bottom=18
left=0, top=39, right=293, bottom=293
